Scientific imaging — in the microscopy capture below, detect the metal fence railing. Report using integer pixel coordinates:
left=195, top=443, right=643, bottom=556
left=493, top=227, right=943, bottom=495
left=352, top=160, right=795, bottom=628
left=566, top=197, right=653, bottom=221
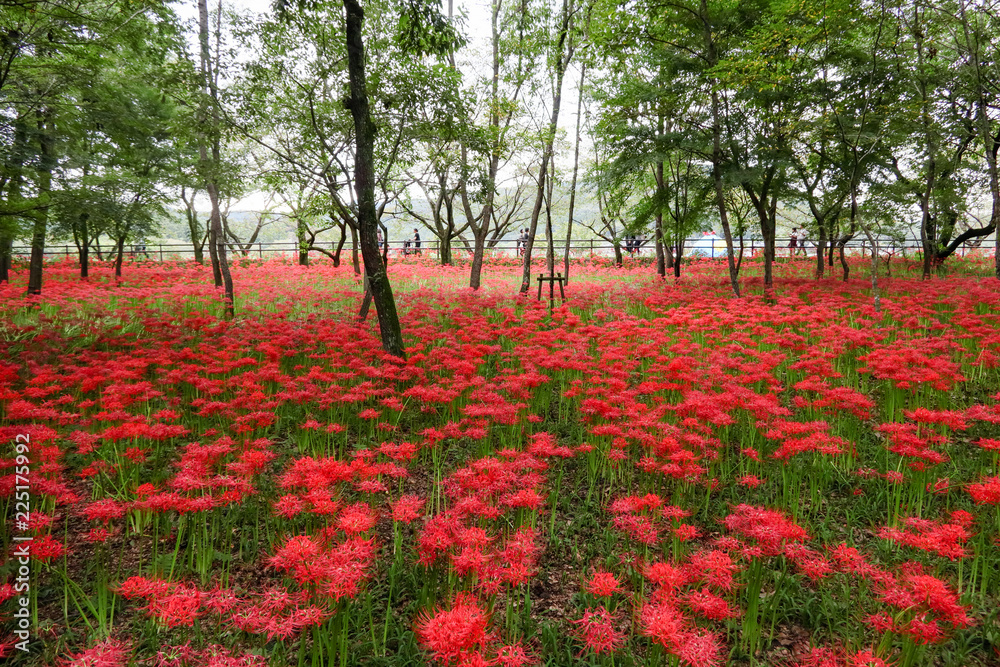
left=8, top=236, right=995, bottom=262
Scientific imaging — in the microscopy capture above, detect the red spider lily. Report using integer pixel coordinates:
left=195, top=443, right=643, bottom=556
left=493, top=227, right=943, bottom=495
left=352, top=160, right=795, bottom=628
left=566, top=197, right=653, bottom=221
left=82, top=499, right=129, bottom=523
left=639, top=599, right=724, bottom=665
left=639, top=600, right=687, bottom=649
left=59, top=638, right=131, bottom=667
left=967, top=476, right=1000, bottom=504
left=737, top=474, right=764, bottom=488
left=644, top=560, right=689, bottom=590
left=878, top=511, right=972, bottom=560
left=721, top=505, right=808, bottom=557
left=494, top=642, right=534, bottom=667
left=860, top=567, right=973, bottom=644
left=681, top=587, right=739, bottom=621
left=783, top=544, right=834, bottom=581
left=571, top=606, right=625, bottom=655
left=337, top=502, right=377, bottom=535
left=585, top=570, right=622, bottom=597
left=147, top=585, right=204, bottom=627
left=28, top=534, right=67, bottom=562
left=795, top=647, right=891, bottom=667
left=684, top=549, right=740, bottom=591
left=392, top=494, right=426, bottom=523
left=415, top=593, right=493, bottom=665
left=673, top=524, right=701, bottom=541
left=975, top=437, right=1000, bottom=451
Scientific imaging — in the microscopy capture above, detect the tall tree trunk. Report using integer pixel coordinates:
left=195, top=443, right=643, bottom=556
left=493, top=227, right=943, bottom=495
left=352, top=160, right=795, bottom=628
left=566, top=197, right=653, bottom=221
left=199, top=0, right=234, bottom=317
left=859, top=219, right=881, bottom=313
left=189, top=212, right=205, bottom=264
left=182, top=186, right=206, bottom=264
left=0, top=232, right=11, bottom=283
left=351, top=224, right=361, bottom=275
left=207, top=226, right=222, bottom=283
left=27, top=111, right=53, bottom=296
left=440, top=233, right=453, bottom=265
left=297, top=216, right=309, bottom=266
left=815, top=217, right=827, bottom=279
left=519, top=0, right=573, bottom=294
left=758, top=199, right=775, bottom=288
left=114, top=235, right=126, bottom=278
left=654, top=158, right=666, bottom=278
left=2, top=120, right=26, bottom=284
left=563, top=62, right=586, bottom=285
left=79, top=213, right=90, bottom=279
left=333, top=219, right=346, bottom=267
left=956, top=0, right=1000, bottom=278
left=655, top=213, right=665, bottom=277
left=463, top=0, right=506, bottom=290
left=343, top=0, right=405, bottom=358
left=702, top=0, right=740, bottom=298
left=469, top=226, right=488, bottom=289
left=544, top=166, right=555, bottom=275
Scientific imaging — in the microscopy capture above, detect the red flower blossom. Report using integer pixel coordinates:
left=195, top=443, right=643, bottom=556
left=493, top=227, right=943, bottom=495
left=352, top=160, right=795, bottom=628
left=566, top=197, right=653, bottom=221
left=585, top=570, right=622, bottom=597
left=415, top=593, right=492, bottom=665
left=571, top=606, right=624, bottom=655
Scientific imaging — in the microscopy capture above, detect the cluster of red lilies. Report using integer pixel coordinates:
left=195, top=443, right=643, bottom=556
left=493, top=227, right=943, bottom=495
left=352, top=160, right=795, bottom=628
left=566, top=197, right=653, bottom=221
left=1, top=259, right=999, bottom=666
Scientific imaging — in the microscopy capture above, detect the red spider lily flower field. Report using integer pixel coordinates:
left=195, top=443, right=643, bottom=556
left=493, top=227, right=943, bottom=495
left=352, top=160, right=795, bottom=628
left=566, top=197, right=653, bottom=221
left=2, top=255, right=1000, bottom=667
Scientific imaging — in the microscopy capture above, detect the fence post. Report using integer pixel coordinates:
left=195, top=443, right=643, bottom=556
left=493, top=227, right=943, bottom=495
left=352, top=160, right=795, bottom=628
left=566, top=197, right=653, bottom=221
left=259, top=242, right=263, bottom=259
left=159, top=244, right=164, bottom=262
left=590, top=239, right=593, bottom=253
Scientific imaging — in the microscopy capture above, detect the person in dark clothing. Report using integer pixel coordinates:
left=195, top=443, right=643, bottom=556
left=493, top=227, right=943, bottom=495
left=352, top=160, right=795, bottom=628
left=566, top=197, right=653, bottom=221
left=413, top=228, right=421, bottom=255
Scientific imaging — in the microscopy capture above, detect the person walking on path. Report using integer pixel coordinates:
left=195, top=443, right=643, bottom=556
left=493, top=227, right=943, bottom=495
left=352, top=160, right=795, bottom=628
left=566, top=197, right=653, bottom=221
left=796, top=230, right=809, bottom=256
left=789, top=228, right=799, bottom=257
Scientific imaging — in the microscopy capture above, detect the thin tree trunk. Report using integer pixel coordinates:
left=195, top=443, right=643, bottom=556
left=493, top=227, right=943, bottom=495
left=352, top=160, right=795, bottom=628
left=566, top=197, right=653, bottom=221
left=519, top=0, right=574, bottom=294
left=351, top=224, right=361, bottom=275
left=199, top=0, right=233, bottom=317
left=544, top=166, right=555, bottom=275
left=703, top=0, right=739, bottom=297
left=859, top=221, right=880, bottom=313
left=343, top=0, right=405, bottom=358
left=1, top=137, right=23, bottom=284
left=114, top=235, right=126, bottom=278
left=815, top=218, right=827, bottom=279
left=759, top=200, right=775, bottom=288
left=79, top=213, right=90, bottom=279
left=332, top=218, right=346, bottom=266
left=0, top=233, right=11, bottom=283
left=469, top=227, right=488, bottom=289
left=654, top=159, right=666, bottom=278
left=655, top=213, right=665, bottom=277
left=297, top=217, right=309, bottom=266
left=956, top=0, right=1000, bottom=278
left=27, top=111, right=53, bottom=296
left=563, top=63, right=586, bottom=285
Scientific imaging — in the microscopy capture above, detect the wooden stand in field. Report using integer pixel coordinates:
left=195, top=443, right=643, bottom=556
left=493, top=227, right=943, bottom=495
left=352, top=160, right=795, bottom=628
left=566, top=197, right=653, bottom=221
left=536, top=273, right=566, bottom=305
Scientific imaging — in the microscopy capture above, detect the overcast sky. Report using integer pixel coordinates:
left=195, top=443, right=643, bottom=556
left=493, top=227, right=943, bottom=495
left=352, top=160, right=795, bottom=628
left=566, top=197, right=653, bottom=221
left=167, top=0, right=587, bottom=213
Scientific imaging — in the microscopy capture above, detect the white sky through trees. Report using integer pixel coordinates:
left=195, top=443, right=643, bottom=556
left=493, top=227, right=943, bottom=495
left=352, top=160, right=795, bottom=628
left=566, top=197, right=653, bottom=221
left=168, top=0, right=588, bottom=217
